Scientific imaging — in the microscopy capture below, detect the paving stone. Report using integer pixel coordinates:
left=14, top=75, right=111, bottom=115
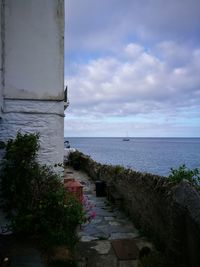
left=97, top=224, right=137, bottom=235
left=109, top=221, right=122, bottom=226
left=80, top=224, right=105, bottom=236
left=91, top=241, right=111, bottom=254
left=94, top=233, right=110, bottom=240
left=109, top=232, right=140, bottom=240
left=80, top=235, right=98, bottom=242
left=91, top=218, right=103, bottom=224
left=95, top=201, right=108, bottom=206
left=104, top=216, right=115, bottom=221
left=93, top=208, right=114, bottom=217
left=76, top=241, right=118, bottom=267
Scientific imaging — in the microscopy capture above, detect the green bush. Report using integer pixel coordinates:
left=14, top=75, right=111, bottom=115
left=68, top=151, right=82, bottom=170
left=114, top=165, right=125, bottom=175
left=168, top=164, right=200, bottom=190
left=0, top=132, right=84, bottom=247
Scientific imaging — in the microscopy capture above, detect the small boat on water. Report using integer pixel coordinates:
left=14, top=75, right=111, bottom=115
left=123, top=138, right=130, bottom=141
left=123, top=132, right=130, bottom=141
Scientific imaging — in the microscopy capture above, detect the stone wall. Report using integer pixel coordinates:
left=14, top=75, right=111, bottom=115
left=67, top=151, right=200, bottom=267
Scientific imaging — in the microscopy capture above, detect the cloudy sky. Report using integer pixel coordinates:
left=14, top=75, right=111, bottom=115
left=64, top=0, right=200, bottom=137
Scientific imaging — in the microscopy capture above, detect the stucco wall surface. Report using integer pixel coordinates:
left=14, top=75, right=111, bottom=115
left=67, top=151, right=200, bottom=267
left=4, top=0, right=64, bottom=100
left=0, top=99, right=64, bottom=167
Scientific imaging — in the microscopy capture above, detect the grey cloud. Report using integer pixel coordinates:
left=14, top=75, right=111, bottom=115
left=66, top=0, right=200, bottom=53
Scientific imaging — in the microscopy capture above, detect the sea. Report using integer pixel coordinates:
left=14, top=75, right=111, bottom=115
left=65, top=137, right=200, bottom=177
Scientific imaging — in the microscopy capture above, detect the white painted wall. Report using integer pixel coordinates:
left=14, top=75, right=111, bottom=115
left=0, top=1, right=3, bottom=117
left=5, top=0, right=64, bottom=100
left=0, top=0, right=65, bottom=171
left=0, top=99, right=64, bottom=166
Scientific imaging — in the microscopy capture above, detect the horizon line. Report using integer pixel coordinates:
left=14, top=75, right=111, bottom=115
left=64, top=136, right=200, bottom=138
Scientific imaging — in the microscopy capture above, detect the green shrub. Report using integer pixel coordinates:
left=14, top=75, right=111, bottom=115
left=114, top=165, right=125, bottom=174
left=0, top=132, right=84, bottom=247
left=68, top=151, right=82, bottom=170
left=168, top=164, right=200, bottom=190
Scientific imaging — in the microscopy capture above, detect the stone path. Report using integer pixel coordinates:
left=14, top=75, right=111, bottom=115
left=65, top=167, right=153, bottom=267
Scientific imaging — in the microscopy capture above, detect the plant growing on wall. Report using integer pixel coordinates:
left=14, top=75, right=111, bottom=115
left=0, top=132, right=84, bottom=247
left=168, top=164, right=200, bottom=190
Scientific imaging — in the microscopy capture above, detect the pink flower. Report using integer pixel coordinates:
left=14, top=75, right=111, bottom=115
left=89, top=211, right=96, bottom=219
left=81, top=196, right=96, bottom=223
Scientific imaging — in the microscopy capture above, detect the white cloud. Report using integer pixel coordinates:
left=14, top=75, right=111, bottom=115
left=66, top=42, right=200, bottom=120
left=124, top=43, right=144, bottom=58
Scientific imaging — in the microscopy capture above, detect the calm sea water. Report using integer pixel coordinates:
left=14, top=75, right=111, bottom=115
left=65, top=137, right=200, bottom=177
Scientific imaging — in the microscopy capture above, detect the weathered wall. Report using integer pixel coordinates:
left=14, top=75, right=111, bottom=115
left=0, top=0, right=65, bottom=168
left=0, top=99, right=64, bottom=166
left=68, top=151, right=200, bottom=267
